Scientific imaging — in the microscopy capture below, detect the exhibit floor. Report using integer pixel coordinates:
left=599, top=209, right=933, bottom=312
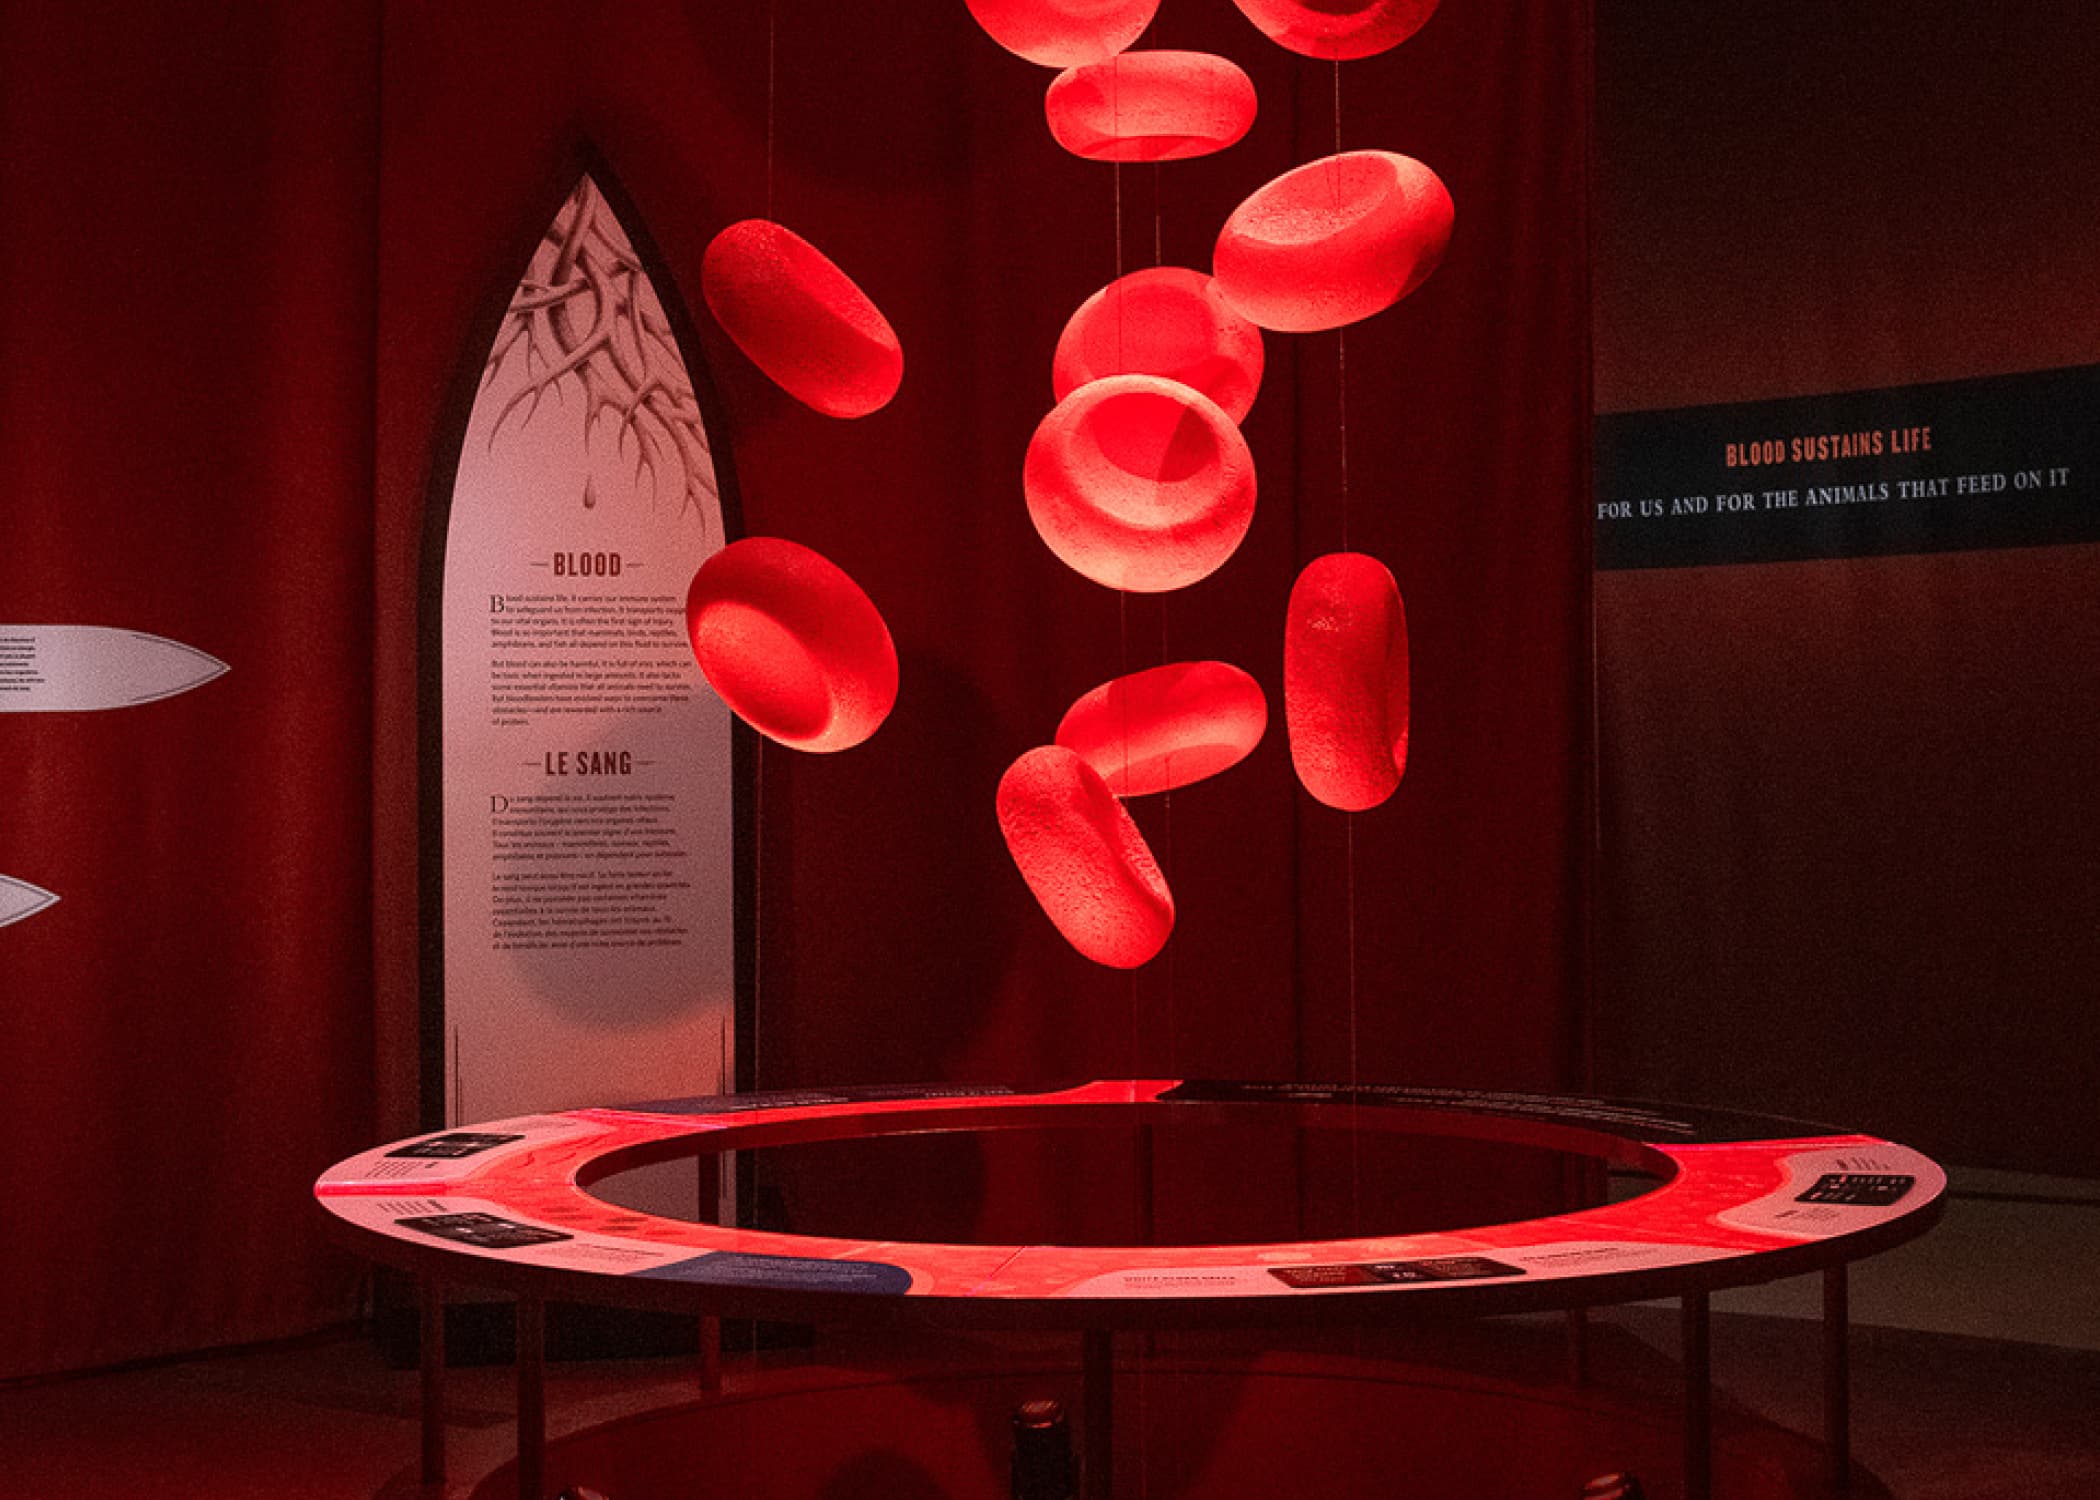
left=2, top=1304, right=2093, bottom=1498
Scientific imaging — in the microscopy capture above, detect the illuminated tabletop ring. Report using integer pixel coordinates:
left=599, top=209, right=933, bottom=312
left=316, top=1079, right=1944, bottom=1332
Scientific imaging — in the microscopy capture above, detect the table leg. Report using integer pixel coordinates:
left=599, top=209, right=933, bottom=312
left=1565, top=1306, right=1591, bottom=1385
left=1825, top=1266, right=1851, bottom=1494
left=517, top=1295, right=546, bottom=1500
left=699, top=1314, right=723, bottom=1395
left=419, top=1275, right=446, bottom=1485
left=1562, top=1156, right=1595, bottom=1385
left=1083, top=1328, right=1114, bottom=1500
left=1682, top=1290, right=1711, bottom=1500
left=1136, top=1125, right=1156, bottom=1246
left=694, top=1151, right=724, bottom=1396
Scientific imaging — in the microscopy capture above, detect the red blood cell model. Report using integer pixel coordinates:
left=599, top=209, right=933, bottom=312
left=684, top=537, right=898, bottom=753
left=700, top=219, right=903, bottom=419
left=1229, top=0, right=1439, bottom=60
left=966, top=0, right=1161, bottom=68
left=1044, top=50, right=1257, bottom=162
left=1212, top=151, right=1453, bottom=332
left=1024, top=374, right=1256, bottom=593
left=1056, top=660, right=1269, bottom=796
left=1284, top=552, right=1409, bottom=811
left=1053, top=268, right=1265, bottom=424
left=997, top=745, right=1174, bottom=968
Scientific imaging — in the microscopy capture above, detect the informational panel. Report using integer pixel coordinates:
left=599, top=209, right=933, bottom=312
left=438, top=174, right=735, bottom=1163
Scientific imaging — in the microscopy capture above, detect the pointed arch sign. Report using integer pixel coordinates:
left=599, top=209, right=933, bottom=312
left=428, top=168, right=744, bottom=1158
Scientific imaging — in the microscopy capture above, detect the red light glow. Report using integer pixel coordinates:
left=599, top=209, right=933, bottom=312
left=700, top=219, right=903, bottom=419
left=1284, top=552, right=1409, bottom=811
left=1056, top=660, right=1269, bottom=796
left=966, top=0, right=1161, bottom=68
left=997, top=745, right=1174, bottom=968
left=1044, top=51, right=1257, bottom=162
left=1213, top=151, right=1453, bottom=332
left=684, top=537, right=898, bottom=752
left=1053, top=268, right=1265, bottom=424
left=1024, top=374, right=1256, bottom=593
left=1229, top=0, right=1440, bottom=60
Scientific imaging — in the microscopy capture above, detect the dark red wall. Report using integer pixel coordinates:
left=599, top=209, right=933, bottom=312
left=1593, top=0, right=2100, bottom=1174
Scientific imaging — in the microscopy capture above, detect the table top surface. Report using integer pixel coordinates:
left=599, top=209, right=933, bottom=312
left=314, top=1079, right=1945, bottom=1329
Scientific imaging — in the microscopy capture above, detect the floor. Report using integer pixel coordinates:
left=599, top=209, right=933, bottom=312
left=2, top=1299, right=2095, bottom=1499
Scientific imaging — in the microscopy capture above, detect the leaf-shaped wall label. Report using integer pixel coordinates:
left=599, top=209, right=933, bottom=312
left=0, top=626, right=227, bottom=712
left=0, top=877, right=59, bottom=929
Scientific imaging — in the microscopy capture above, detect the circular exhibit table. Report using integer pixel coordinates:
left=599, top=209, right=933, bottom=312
left=316, top=1080, right=1944, bottom=1499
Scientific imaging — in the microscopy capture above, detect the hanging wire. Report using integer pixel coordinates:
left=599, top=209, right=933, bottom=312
left=1330, top=58, right=1364, bottom=1246
left=750, top=0, right=779, bottom=1367
left=764, top=1, right=778, bottom=223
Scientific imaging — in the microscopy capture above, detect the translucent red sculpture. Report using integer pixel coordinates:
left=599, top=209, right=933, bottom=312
left=1044, top=50, right=1257, bottom=162
left=997, top=745, right=1174, bottom=968
left=1056, top=660, right=1268, bottom=796
left=1284, top=552, right=1409, bottom=811
left=1024, top=374, right=1256, bottom=593
left=966, top=0, right=1161, bottom=68
left=684, top=537, right=898, bottom=753
left=1229, top=0, right=1439, bottom=60
left=1212, top=151, right=1453, bottom=332
left=700, top=219, right=903, bottom=419
left=1053, top=268, right=1265, bottom=424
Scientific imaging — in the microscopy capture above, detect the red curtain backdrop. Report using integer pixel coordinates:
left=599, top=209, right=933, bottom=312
left=0, top=3, right=381, bottom=1379
left=2, top=0, right=1588, bottom=1378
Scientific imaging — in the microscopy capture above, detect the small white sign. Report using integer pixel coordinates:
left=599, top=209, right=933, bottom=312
left=0, top=876, right=59, bottom=929
left=0, top=626, right=226, bottom=712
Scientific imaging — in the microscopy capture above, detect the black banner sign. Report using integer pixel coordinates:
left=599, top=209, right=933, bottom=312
left=1594, top=362, right=2100, bottom=569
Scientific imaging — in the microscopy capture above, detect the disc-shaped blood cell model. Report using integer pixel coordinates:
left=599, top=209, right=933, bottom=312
left=700, top=219, right=902, bottom=418
left=1024, top=374, right=1256, bottom=593
left=685, top=537, right=898, bottom=753
left=1284, top=552, right=1409, bottom=811
left=998, top=745, right=1174, bottom=968
left=1056, top=660, right=1269, bottom=796
left=967, top=0, right=1161, bottom=68
left=1045, top=50, right=1257, bottom=162
left=1053, top=268, right=1265, bottom=424
left=1213, top=151, right=1453, bottom=332
left=1230, top=0, right=1439, bottom=60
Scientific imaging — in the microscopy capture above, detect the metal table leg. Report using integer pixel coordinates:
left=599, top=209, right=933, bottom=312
left=1562, top=1156, right=1596, bottom=1385
left=699, top=1314, right=723, bottom=1395
left=1136, top=1125, right=1156, bottom=1246
left=517, top=1295, right=546, bottom=1500
left=1083, top=1328, right=1114, bottom=1500
left=1682, top=1290, right=1711, bottom=1500
left=1825, top=1266, right=1851, bottom=1494
left=696, top=1152, right=724, bottom=1396
left=1565, top=1306, right=1592, bottom=1385
left=420, top=1275, right=446, bottom=1485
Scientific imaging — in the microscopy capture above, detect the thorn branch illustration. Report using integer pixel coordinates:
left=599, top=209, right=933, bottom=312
left=483, top=181, right=718, bottom=527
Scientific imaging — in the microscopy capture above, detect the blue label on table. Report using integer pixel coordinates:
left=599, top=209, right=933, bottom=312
left=635, top=1251, right=912, bottom=1295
